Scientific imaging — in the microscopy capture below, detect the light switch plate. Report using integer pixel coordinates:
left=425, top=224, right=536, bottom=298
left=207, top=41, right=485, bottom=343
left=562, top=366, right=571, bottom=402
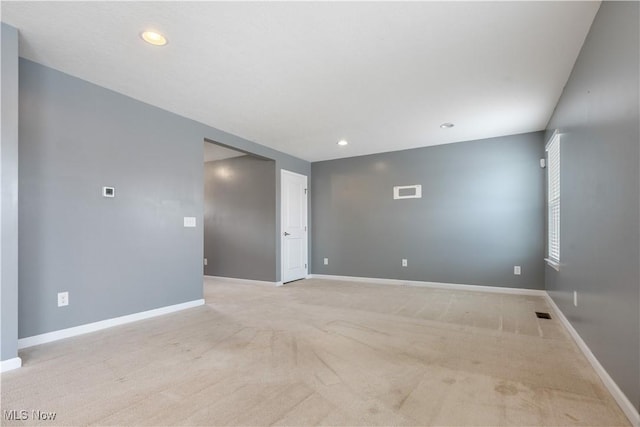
left=183, top=217, right=196, bottom=227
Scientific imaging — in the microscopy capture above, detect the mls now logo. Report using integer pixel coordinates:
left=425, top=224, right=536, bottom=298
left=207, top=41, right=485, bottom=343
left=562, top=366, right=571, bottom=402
left=4, top=410, right=57, bottom=421
left=3, top=410, right=28, bottom=421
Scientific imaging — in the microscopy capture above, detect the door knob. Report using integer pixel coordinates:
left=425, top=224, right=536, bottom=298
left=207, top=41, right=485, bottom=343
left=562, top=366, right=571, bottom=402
left=284, top=232, right=291, bottom=236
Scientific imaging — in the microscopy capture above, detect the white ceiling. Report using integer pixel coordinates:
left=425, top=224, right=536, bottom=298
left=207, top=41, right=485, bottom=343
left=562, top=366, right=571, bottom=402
left=2, top=1, right=600, bottom=162
left=203, top=142, right=246, bottom=163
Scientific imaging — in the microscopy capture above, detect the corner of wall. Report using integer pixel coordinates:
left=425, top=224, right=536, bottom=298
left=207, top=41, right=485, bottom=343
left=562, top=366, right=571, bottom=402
left=1, top=22, right=20, bottom=363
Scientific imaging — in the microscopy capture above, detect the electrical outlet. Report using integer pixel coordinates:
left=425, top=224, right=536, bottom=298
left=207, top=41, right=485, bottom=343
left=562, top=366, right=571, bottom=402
left=402, top=259, right=408, bottom=267
left=323, top=258, right=328, bottom=265
left=57, top=292, right=69, bottom=307
left=573, top=291, right=578, bottom=307
left=204, top=258, right=208, bottom=266
left=514, top=266, right=521, bottom=275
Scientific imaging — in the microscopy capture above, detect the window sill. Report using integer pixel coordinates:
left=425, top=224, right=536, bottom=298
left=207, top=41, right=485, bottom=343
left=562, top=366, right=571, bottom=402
left=545, top=258, right=560, bottom=271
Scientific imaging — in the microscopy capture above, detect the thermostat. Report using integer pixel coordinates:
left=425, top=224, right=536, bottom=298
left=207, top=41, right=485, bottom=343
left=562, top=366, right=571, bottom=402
left=102, top=187, right=115, bottom=198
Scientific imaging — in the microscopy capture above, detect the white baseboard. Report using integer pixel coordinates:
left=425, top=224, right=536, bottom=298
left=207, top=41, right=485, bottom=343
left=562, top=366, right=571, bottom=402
left=308, top=274, right=547, bottom=296
left=205, top=275, right=281, bottom=287
left=18, top=299, right=205, bottom=350
left=0, top=357, right=22, bottom=372
left=545, top=293, right=639, bottom=427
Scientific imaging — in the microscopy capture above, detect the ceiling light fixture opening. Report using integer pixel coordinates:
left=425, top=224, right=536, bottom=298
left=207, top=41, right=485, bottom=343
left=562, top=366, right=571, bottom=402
left=141, top=31, right=168, bottom=46
left=440, top=123, right=455, bottom=129
left=337, top=139, right=349, bottom=146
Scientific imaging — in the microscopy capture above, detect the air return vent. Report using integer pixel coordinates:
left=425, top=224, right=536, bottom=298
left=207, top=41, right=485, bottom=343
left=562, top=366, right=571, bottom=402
left=393, top=185, right=422, bottom=200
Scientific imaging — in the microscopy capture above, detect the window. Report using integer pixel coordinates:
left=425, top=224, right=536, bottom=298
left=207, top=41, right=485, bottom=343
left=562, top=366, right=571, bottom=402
left=546, top=132, right=560, bottom=269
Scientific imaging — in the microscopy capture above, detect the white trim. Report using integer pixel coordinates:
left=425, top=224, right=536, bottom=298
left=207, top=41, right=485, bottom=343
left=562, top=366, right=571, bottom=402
left=17, top=299, right=205, bottom=350
left=307, top=274, right=546, bottom=296
left=544, top=258, right=560, bottom=271
left=545, top=129, right=561, bottom=150
left=0, top=357, right=22, bottom=372
left=205, top=275, right=281, bottom=287
left=546, top=131, right=561, bottom=264
left=545, top=293, right=639, bottom=427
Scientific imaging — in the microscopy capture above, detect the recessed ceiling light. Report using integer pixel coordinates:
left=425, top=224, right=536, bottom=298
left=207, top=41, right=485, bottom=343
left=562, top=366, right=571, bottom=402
left=141, top=31, right=167, bottom=46
left=337, top=139, right=349, bottom=146
left=440, top=123, right=455, bottom=129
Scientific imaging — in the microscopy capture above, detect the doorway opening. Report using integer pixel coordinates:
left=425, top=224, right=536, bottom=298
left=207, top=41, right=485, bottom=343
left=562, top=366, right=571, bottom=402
left=203, top=140, right=277, bottom=282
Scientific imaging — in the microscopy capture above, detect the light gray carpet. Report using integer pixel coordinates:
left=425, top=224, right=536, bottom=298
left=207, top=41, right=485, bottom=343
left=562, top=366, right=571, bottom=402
left=0, top=277, right=629, bottom=426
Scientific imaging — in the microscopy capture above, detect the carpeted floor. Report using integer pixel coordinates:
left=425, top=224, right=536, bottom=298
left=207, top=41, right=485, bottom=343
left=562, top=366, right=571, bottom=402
left=0, top=277, right=629, bottom=426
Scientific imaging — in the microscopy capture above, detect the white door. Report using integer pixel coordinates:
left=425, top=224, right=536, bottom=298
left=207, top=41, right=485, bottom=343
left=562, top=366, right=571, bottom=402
left=281, top=170, right=308, bottom=283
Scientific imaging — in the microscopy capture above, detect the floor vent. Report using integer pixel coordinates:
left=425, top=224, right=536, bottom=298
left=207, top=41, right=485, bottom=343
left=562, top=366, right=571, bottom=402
left=535, top=311, right=552, bottom=319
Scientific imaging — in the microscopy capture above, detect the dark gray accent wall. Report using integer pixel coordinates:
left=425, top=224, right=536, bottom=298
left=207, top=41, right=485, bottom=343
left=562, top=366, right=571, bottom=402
left=1, top=23, right=20, bottom=362
left=17, top=59, right=309, bottom=339
left=204, top=155, right=276, bottom=281
left=544, top=1, right=639, bottom=411
left=201, top=137, right=310, bottom=282
left=312, top=132, right=545, bottom=289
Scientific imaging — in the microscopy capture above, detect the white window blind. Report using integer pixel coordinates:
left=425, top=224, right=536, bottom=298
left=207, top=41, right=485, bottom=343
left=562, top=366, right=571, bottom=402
left=546, top=133, right=560, bottom=265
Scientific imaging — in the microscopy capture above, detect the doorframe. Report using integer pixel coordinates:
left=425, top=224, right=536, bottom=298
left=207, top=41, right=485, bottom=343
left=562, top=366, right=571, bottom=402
left=280, top=169, right=309, bottom=284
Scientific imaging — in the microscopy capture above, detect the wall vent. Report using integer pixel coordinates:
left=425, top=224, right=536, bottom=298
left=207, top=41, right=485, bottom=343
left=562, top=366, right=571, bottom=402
left=393, top=185, right=422, bottom=199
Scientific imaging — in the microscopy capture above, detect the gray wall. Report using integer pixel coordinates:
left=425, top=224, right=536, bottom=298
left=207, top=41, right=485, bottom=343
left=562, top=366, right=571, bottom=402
left=311, top=132, right=546, bottom=289
left=204, top=155, right=276, bottom=281
left=201, top=137, right=311, bottom=282
left=1, top=23, right=20, bottom=362
left=544, top=1, right=639, bottom=411
left=17, top=59, right=309, bottom=339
